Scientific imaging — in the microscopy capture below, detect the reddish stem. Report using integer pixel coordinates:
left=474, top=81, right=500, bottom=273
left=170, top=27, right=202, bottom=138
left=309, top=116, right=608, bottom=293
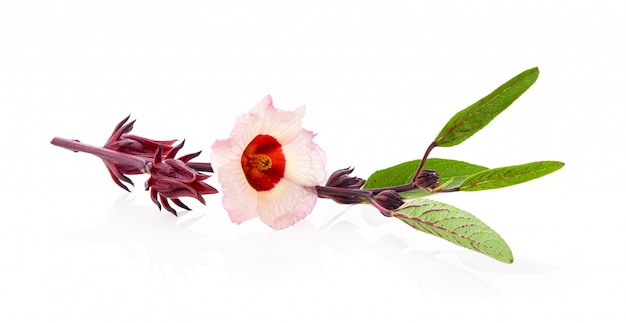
left=186, top=162, right=214, bottom=173
left=411, top=141, right=437, bottom=184
left=50, top=137, right=148, bottom=171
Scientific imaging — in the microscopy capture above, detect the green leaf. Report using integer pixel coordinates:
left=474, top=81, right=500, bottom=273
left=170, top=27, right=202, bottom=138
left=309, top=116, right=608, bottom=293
left=393, top=198, right=513, bottom=263
left=363, top=158, right=488, bottom=198
left=460, top=161, right=564, bottom=191
left=435, top=67, right=540, bottom=147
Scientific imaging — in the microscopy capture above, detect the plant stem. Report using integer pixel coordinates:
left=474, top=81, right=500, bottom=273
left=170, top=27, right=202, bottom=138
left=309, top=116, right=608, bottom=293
left=315, top=185, right=373, bottom=200
left=51, top=137, right=214, bottom=174
left=316, top=183, right=424, bottom=199
left=365, top=183, right=415, bottom=195
left=412, top=141, right=437, bottom=183
left=51, top=137, right=147, bottom=171
left=186, top=162, right=214, bottom=173
left=315, top=182, right=425, bottom=204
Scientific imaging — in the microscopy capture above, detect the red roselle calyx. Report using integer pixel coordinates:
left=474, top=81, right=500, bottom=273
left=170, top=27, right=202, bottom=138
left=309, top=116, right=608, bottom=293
left=51, top=116, right=218, bottom=215
left=104, top=116, right=177, bottom=172
left=145, top=144, right=218, bottom=215
left=102, top=116, right=178, bottom=191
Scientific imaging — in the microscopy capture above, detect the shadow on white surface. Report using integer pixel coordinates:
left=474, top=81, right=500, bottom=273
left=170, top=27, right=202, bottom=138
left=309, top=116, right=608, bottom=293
left=58, top=194, right=560, bottom=300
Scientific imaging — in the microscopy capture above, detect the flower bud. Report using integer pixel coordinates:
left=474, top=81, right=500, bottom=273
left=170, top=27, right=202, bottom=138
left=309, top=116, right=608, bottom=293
left=375, top=190, right=404, bottom=210
left=413, top=169, right=440, bottom=189
left=325, top=167, right=366, bottom=189
left=323, top=167, right=366, bottom=204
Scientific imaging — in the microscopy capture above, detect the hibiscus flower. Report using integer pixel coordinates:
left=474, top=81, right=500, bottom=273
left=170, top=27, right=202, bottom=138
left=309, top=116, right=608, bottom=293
left=210, top=95, right=327, bottom=229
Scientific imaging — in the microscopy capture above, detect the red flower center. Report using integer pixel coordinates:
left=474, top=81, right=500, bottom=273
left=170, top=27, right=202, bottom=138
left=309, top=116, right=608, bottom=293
left=241, top=134, right=286, bottom=191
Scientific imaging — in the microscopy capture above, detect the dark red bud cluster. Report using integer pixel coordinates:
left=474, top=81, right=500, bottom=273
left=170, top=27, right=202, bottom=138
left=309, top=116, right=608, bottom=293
left=53, top=115, right=219, bottom=215
left=103, top=116, right=178, bottom=191
left=145, top=143, right=218, bottom=216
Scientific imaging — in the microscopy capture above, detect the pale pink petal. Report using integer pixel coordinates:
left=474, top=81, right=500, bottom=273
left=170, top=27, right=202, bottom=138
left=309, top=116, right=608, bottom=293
left=221, top=97, right=303, bottom=152
left=227, top=113, right=263, bottom=153
left=248, top=95, right=273, bottom=115
left=254, top=99, right=305, bottom=145
left=256, top=179, right=318, bottom=229
left=282, top=129, right=327, bottom=186
left=210, top=138, right=243, bottom=173
left=218, top=160, right=259, bottom=224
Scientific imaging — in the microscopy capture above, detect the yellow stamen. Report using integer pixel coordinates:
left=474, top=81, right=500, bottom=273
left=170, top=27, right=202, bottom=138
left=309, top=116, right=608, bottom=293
left=250, top=154, right=272, bottom=171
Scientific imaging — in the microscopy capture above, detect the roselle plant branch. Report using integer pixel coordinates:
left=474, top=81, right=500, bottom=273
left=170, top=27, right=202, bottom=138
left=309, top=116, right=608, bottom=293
left=50, top=67, right=564, bottom=263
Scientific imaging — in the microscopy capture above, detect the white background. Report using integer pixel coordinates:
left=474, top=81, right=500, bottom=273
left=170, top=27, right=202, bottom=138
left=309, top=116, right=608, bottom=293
left=1, top=0, right=624, bottom=322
